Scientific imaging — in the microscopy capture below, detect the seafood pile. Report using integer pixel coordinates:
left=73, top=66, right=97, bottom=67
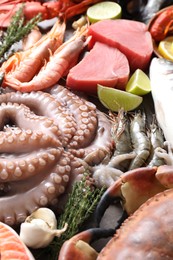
left=92, top=111, right=168, bottom=188
left=1, top=0, right=173, bottom=260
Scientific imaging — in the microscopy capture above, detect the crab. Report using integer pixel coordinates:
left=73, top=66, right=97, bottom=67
left=58, top=165, right=173, bottom=259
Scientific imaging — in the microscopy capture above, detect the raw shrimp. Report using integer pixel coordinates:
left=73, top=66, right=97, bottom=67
left=155, top=141, right=173, bottom=166
left=147, top=119, right=166, bottom=167
left=2, top=26, right=88, bottom=92
left=110, top=110, right=135, bottom=172
left=111, top=110, right=133, bottom=155
left=129, top=112, right=151, bottom=170
left=22, top=27, right=42, bottom=51
left=1, top=18, right=66, bottom=84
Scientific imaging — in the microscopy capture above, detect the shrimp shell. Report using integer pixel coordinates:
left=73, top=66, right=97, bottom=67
left=147, top=118, right=165, bottom=167
left=111, top=110, right=133, bottom=155
left=110, top=110, right=134, bottom=172
left=22, top=27, right=42, bottom=51
left=129, top=112, right=151, bottom=170
left=155, top=141, right=173, bottom=166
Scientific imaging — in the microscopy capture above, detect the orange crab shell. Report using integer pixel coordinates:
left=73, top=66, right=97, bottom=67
left=98, top=188, right=173, bottom=259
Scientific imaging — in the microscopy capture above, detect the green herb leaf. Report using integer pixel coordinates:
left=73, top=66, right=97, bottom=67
left=42, top=172, right=105, bottom=260
left=0, top=4, right=41, bottom=61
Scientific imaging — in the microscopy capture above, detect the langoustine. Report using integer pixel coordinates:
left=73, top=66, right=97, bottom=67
left=1, top=17, right=66, bottom=84
left=1, top=24, right=89, bottom=92
left=0, top=0, right=103, bottom=28
left=0, top=84, right=114, bottom=226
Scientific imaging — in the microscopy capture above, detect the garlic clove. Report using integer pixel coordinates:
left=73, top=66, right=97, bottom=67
left=20, top=220, right=55, bottom=248
left=26, top=207, right=57, bottom=230
left=19, top=207, right=67, bottom=248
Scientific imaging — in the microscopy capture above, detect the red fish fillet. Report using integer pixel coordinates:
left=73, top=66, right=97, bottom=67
left=0, top=222, right=34, bottom=260
left=88, top=19, right=153, bottom=71
left=67, top=41, right=130, bottom=94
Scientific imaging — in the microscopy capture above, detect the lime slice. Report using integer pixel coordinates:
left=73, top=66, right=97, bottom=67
left=125, top=69, right=151, bottom=96
left=97, top=84, right=143, bottom=112
left=158, top=36, right=173, bottom=61
left=87, top=1, right=122, bottom=23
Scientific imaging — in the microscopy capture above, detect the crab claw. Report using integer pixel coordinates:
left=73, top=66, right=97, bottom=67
left=156, top=165, right=173, bottom=188
left=94, top=180, right=122, bottom=227
left=58, top=228, right=115, bottom=260
left=95, top=166, right=166, bottom=227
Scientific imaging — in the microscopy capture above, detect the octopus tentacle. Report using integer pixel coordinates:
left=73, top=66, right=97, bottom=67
left=0, top=102, right=61, bottom=141
left=0, top=91, right=75, bottom=145
left=0, top=148, right=63, bottom=182
left=50, top=84, right=98, bottom=148
left=0, top=151, right=72, bottom=225
left=82, top=111, right=114, bottom=165
left=0, top=129, right=60, bottom=153
left=50, top=85, right=114, bottom=164
left=0, top=85, right=113, bottom=225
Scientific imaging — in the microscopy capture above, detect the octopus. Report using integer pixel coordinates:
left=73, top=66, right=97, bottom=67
left=0, top=84, right=114, bottom=226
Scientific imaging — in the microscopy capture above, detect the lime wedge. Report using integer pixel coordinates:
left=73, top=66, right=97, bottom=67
left=87, top=1, right=122, bottom=23
left=158, top=36, right=173, bottom=61
left=97, top=84, right=143, bottom=112
left=125, top=69, right=151, bottom=96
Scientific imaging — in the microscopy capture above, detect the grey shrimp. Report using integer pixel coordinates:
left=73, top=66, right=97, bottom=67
left=155, top=141, right=173, bottom=166
left=129, top=112, right=151, bottom=170
left=147, top=118, right=166, bottom=167
left=111, top=110, right=133, bottom=155
left=109, top=110, right=135, bottom=172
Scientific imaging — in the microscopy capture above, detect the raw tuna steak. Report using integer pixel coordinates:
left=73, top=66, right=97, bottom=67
left=66, top=41, right=130, bottom=94
left=88, top=19, right=153, bottom=71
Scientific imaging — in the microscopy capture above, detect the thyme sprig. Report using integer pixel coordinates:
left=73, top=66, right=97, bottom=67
left=42, top=172, right=105, bottom=260
left=0, top=5, right=41, bottom=61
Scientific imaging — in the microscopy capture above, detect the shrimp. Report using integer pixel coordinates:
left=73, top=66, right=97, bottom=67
left=155, top=141, right=173, bottom=166
left=2, top=25, right=88, bottom=92
left=129, top=112, right=151, bottom=170
left=110, top=110, right=135, bottom=172
left=147, top=118, right=166, bottom=167
left=111, top=110, right=133, bottom=156
left=1, top=18, right=66, bottom=84
left=22, top=27, right=42, bottom=51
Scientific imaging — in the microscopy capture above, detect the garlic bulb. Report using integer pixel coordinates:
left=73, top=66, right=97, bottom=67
left=20, top=208, right=67, bottom=248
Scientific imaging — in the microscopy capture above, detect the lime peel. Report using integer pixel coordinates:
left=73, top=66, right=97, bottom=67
left=125, top=69, right=151, bottom=96
left=97, top=84, right=143, bottom=112
left=87, top=1, right=122, bottom=23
